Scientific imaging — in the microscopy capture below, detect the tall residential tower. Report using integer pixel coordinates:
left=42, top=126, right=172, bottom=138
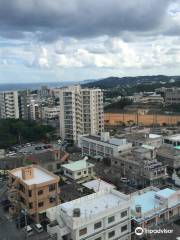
left=59, top=85, right=104, bottom=143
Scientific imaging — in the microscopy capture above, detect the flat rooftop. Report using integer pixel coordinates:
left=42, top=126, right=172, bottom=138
left=62, top=159, right=94, bottom=171
left=82, top=135, right=127, bottom=146
left=11, top=166, right=56, bottom=185
left=82, top=179, right=116, bottom=192
left=131, top=188, right=177, bottom=214
left=61, top=190, right=128, bottom=218
left=165, top=134, right=180, bottom=141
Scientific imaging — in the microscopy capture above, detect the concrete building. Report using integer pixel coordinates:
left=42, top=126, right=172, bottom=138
left=79, top=132, right=132, bottom=158
left=111, top=146, right=168, bottom=187
left=125, top=133, right=162, bottom=148
left=8, top=165, right=60, bottom=222
left=0, top=91, right=19, bottom=119
left=82, top=179, right=116, bottom=193
left=62, top=159, right=95, bottom=183
left=130, top=186, right=180, bottom=229
left=47, top=189, right=131, bottom=240
left=164, top=87, right=180, bottom=105
left=42, top=106, right=60, bottom=120
left=59, top=85, right=104, bottom=143
left=163, top=134, right=180, bottom=147
left=157, top=145, right=180, bottom=173
left=18, top=90, right=30, bottom=120
left=27, top=99, right=40, bottom=120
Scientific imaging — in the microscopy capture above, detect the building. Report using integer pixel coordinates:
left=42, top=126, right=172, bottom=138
left=82, top=179, right=116, bottom=193
left=164, top=87, right=180, bottom=105
left=0, top=91, right=19, bottom=119
left=79, top=132, right=132, bottom=158
left=47, top=189, right=131, bottom=240
left=18, top=90, right=30, bottom=120
left=62, top=159, right=95, bottom=182
left=130, top=186, right=180, bottom=229
left=124, top=133, right=162, bottom=148
left=163, top=134, right=180, bottom=147
left=157, top=145, right=180, bottom=173
left=59, top=85, right=104, bottom=143
left=27, top=99, right=40, bottom=120
left=111, top=146, right=168, bottom=187
left=8, top=165, right=60, bottom=222
left=42, top=106, right=60, bottom=120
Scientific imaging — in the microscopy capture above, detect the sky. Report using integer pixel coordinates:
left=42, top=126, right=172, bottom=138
left=1, top=0, right=180, bottom=83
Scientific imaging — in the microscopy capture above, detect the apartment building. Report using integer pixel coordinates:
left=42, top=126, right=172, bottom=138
left=18, top=90, right=30, bottom=120
left=8, top=165, right=60, bottom=222
left=0, top=91, right=19, bottom=119
left=163, top=134, right=180, bottom=147
left=59, top=85, right=104, bottom=143
left=27, top=99, right=40, bottom=120
left=47, top=189, right=131, bottom=240
left=111, top=145, right=168, bottom=187
left=130, top=186, right=180, bottom=229
left=164, top=87, right=180, bottom=105
left=79, top=132, right=132, bottom=158
left=42, top=106, right=60, bottom=120
left=62, top=159, right=95, bottom=182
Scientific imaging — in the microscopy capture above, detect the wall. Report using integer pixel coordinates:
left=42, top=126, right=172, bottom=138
left=104, top=113, right=180, bottom=126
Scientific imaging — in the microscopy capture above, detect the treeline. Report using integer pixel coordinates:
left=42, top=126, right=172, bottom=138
left=0, top=119, right=55, bottom=149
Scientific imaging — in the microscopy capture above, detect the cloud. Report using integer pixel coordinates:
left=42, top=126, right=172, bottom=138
left=0, top=0, right=173, bottom=41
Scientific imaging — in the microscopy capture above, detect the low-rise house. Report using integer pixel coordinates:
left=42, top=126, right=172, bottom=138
left=82, top=179, right=116, bottom=193
left=47, top=189, right=131, bottom=240
left=79, top=132, right=132, bottom=158
left=62, top=159, right=95, bottom=183
left=8, top=165, right=60, bottom=222
left=111, top=146, right=168, bottom=187
left=157, top=145, right=180, bottom=174
left=130, top=186, right=180, bottom=229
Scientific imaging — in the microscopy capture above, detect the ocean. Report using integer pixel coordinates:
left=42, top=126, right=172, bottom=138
left=0, top=81, right=77, bottom=91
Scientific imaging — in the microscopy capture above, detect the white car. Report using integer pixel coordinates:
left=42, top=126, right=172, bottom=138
left=23, top=225, right=34, bottom=236
left=120, top=177, right=130, bottom=183
left=33, top=223, right=44, bottom=233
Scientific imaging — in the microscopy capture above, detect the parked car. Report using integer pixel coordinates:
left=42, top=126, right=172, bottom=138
left=23, top=225, right=34, bottom=236
left=33, top=223, right=44, bottom=233
left=120, top=177, right=130, bottom=183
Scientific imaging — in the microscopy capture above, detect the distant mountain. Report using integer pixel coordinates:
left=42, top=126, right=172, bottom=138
left=82, top=75, right=180, bottom=89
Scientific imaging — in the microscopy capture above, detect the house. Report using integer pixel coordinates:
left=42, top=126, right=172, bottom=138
left=47, top=189, right=131, bottom=240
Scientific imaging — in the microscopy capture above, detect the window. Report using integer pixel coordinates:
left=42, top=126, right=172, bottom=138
left=49, top=184, right=56, bottom=192
left=38, top=190, right=43, bottom=195
left=108, top=231, right=115, bottom=238
left=121, top=210, right=128, bottom=218
left=57, top=163, right=61, bottom=169
left=95, top=238, right=101, bottom=240
left=77, top=172, right=81, bottom=176
left=38, top=202, right=44, bottom=208
left=108, top=216, right=115, bottom=223
left=29, top=202, right=33, bottom=209
left=121, top=225, right=127, bottom=232
left=94, top=221, right=102, bottom=229
left=28, top=190, right=32, bottom=197
left=79, top=228, right=87, bottom=236
left=84, top=171, right=87, bottom=174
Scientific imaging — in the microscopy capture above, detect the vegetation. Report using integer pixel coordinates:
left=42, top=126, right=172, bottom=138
left=104, top=98, right=133, bottom=112
left=0, top=119, right=55, bottom=149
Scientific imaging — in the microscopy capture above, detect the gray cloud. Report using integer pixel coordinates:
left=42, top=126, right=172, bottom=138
left=0, top=0, right=173, bottom=41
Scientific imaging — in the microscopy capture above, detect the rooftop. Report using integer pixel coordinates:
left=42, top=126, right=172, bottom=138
left=62, top=159, right=94, bottom=172
left=82, top=179, right=116, bottom=192
left=156, top=188, right=176, bottom=198
left=165, top=134, right=180, bottom=141
left=60, top=190, right=129, bottom=218
left=10, top=165, right=57, bottom=185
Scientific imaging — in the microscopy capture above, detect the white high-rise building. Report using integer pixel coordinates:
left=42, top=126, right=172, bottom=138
left=0, top=91, right=19, bottom=119
left=59, top=85, right=104, bottom=143
left=47, top=189, right=131, bottom=240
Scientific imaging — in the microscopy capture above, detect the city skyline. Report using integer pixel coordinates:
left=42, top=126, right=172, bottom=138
left=1, top=1, right=180, bottom=83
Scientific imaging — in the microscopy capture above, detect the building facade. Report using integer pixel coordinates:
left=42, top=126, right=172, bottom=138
left=0, top=91, right=19, bottom=119
left=79, top=132, right=132, bottom=158
left=59, top=85, right=104, bottom=143
left=164, top=87, right=180, bottom=105
left=8, top=165, right=60, bottom=222
left=47, top=189, right=131, bottom=240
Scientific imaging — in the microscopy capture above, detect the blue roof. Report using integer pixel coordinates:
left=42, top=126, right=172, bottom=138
left=131, top=191, right=157, bottom=213
left=156, top=188, right=175, bottom=198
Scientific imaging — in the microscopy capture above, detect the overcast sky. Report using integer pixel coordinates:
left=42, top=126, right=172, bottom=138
left=1, top=0, right=180, bottom=83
